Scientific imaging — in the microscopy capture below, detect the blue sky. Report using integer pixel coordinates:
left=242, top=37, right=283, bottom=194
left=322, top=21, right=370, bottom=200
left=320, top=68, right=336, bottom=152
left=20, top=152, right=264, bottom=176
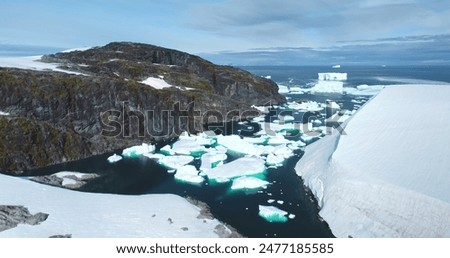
left=1, top=0, right=449, bottom=64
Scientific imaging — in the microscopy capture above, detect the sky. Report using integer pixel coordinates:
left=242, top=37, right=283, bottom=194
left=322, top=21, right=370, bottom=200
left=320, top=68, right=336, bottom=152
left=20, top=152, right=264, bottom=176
left=1, top=0, right=449, bottom=65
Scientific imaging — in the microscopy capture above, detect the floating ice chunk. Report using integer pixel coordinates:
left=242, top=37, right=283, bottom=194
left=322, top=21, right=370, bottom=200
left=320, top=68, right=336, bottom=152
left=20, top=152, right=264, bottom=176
left=200, top=151, right=227, bottom=171
left=278, top=85, right=290, bottom=94
left=159, top=145, right=174, bottom=155
left=266, top=154, right=285, bottom=166
left=122, top=143, right=155, bottom=158
left=289, top=87, right=304, bottom=93
left=216, top=135, right=261, bottom=156
left=288, top=214, right=296, bottom=219
left=158, top=155, right=194, bottom=170
left=107, top=154, right=123, bottom=163
left=174, top=165, right=205, bottom=186
left=171, top=139, right=207, bottom=156
left=242, top=136, right=268, bottom=145
left=258, top=205, right=288, bottom=223
left=277, top=200, right=284, bottom=205
left=205, top=157, right=266, bottom=182
left=308, top=81, right=344, bottom=94
left=264, top=75, right=272, bottom=79
left=287, top=101, right=324, bottom=112
left=318, top=72, right=347, bottom=81
left=142, top=153, right=166, bottom=160
left=267, top=135, right=293, bottom=145
left=273, top=145, right=294, bottom=158
left=313, top=119, right=322, bottom=126
left=255, top=145, right=276, bottom=156
left=332, top=64, right=341, bottom=69
left=278, top=115, right=295, bottom=122
left=230, top=176, right=270, bottom=190
left=0, top=111, right=10, bottom=116
left=267, top=199, right=276, bottom=204
left=252, top=115, right=266, bottom=122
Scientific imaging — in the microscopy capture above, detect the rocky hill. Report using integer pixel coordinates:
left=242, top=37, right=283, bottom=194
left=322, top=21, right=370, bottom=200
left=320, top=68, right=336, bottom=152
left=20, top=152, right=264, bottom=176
left=0, top=42, right=284, bottom=174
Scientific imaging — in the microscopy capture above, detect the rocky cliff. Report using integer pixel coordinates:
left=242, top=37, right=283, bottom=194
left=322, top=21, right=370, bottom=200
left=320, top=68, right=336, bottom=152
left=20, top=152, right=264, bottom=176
left=0, top=42, right=284, bottom=174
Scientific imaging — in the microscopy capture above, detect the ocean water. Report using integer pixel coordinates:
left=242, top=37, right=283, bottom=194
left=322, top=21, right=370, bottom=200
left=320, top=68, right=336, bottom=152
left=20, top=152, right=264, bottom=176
left=17, top=65, right=450, bottom=238
left=242, top=65, right=450, bottom=86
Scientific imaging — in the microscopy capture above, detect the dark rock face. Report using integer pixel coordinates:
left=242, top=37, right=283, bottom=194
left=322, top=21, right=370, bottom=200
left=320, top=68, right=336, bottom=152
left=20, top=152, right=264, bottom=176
left=0, top=205, right=49, bottom=232
left=0, top=42, right=285, bottom=174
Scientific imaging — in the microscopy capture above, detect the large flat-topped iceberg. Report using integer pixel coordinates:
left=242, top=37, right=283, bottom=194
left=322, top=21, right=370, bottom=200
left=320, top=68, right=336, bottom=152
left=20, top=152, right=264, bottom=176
left=318, top=72, right=347, bottom=81
left=205, top=157, right=266, bottom=182
left=295, top=85, right=450, bottom=237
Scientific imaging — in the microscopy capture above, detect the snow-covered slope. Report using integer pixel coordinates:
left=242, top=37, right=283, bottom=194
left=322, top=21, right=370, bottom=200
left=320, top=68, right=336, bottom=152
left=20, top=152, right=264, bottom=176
left=0, top=56, right=84, bottom=75
left=0, top=174, right=235, bottom=237
left=295, top=85, right=450, bottom=237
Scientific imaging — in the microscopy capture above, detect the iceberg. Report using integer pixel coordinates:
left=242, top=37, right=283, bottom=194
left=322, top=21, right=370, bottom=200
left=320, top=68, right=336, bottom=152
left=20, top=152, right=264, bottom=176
left=205, top=157, right=266, bottom=182
left=296, top=85, right=450, bottom=237
left=122, top=143, right=155, bottom=158
left=200, top=150, right=227, bottom=171
left=216, top=135, right=262, bottom=156
left=158, top=155, right=194, bottom=170
left=107, top=154, right=123, bottom=163
left=266, top=154, right=285, bottom=166
left=308, top=81, right=344, bottom=94
left=258, top=205, right=288, bottom=223
left=174, top=165, right=205, bottom=186
left=230, top=176, right=270, bottom=190
left=318, top=72, right=347, bottom=81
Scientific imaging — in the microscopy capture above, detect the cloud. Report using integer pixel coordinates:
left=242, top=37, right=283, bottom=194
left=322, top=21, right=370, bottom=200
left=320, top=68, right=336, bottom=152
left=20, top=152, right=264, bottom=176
left=187, top=0, right=450, bottom=49
left=200, top=34, right=450, bottom=65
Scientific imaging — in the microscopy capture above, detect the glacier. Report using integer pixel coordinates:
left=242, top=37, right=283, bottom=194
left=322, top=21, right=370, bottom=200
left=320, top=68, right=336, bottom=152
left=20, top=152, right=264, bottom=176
left=295, top=85, right=450, bottom=237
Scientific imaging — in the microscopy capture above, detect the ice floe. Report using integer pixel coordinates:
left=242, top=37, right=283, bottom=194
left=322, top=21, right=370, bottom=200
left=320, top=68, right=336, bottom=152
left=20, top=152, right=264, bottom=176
left=230, top=176, right=270, bottom=190
left=200, top=150, right=227, bottom=171
left=205, top=157, right=266, bottom=182
left=122, top=143, right=155, bottom=157
left=107, top=154, right=123, bottom=163
left=174, top=165, right=205, bottom=185
left=258, top=205, right=288, bottom=223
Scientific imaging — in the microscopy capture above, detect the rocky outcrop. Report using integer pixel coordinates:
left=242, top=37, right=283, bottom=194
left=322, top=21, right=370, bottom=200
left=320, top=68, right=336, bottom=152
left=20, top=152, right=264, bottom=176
left=0, top=42, right=284, bottom=174
left=0, top=205, right=49, bottom=232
